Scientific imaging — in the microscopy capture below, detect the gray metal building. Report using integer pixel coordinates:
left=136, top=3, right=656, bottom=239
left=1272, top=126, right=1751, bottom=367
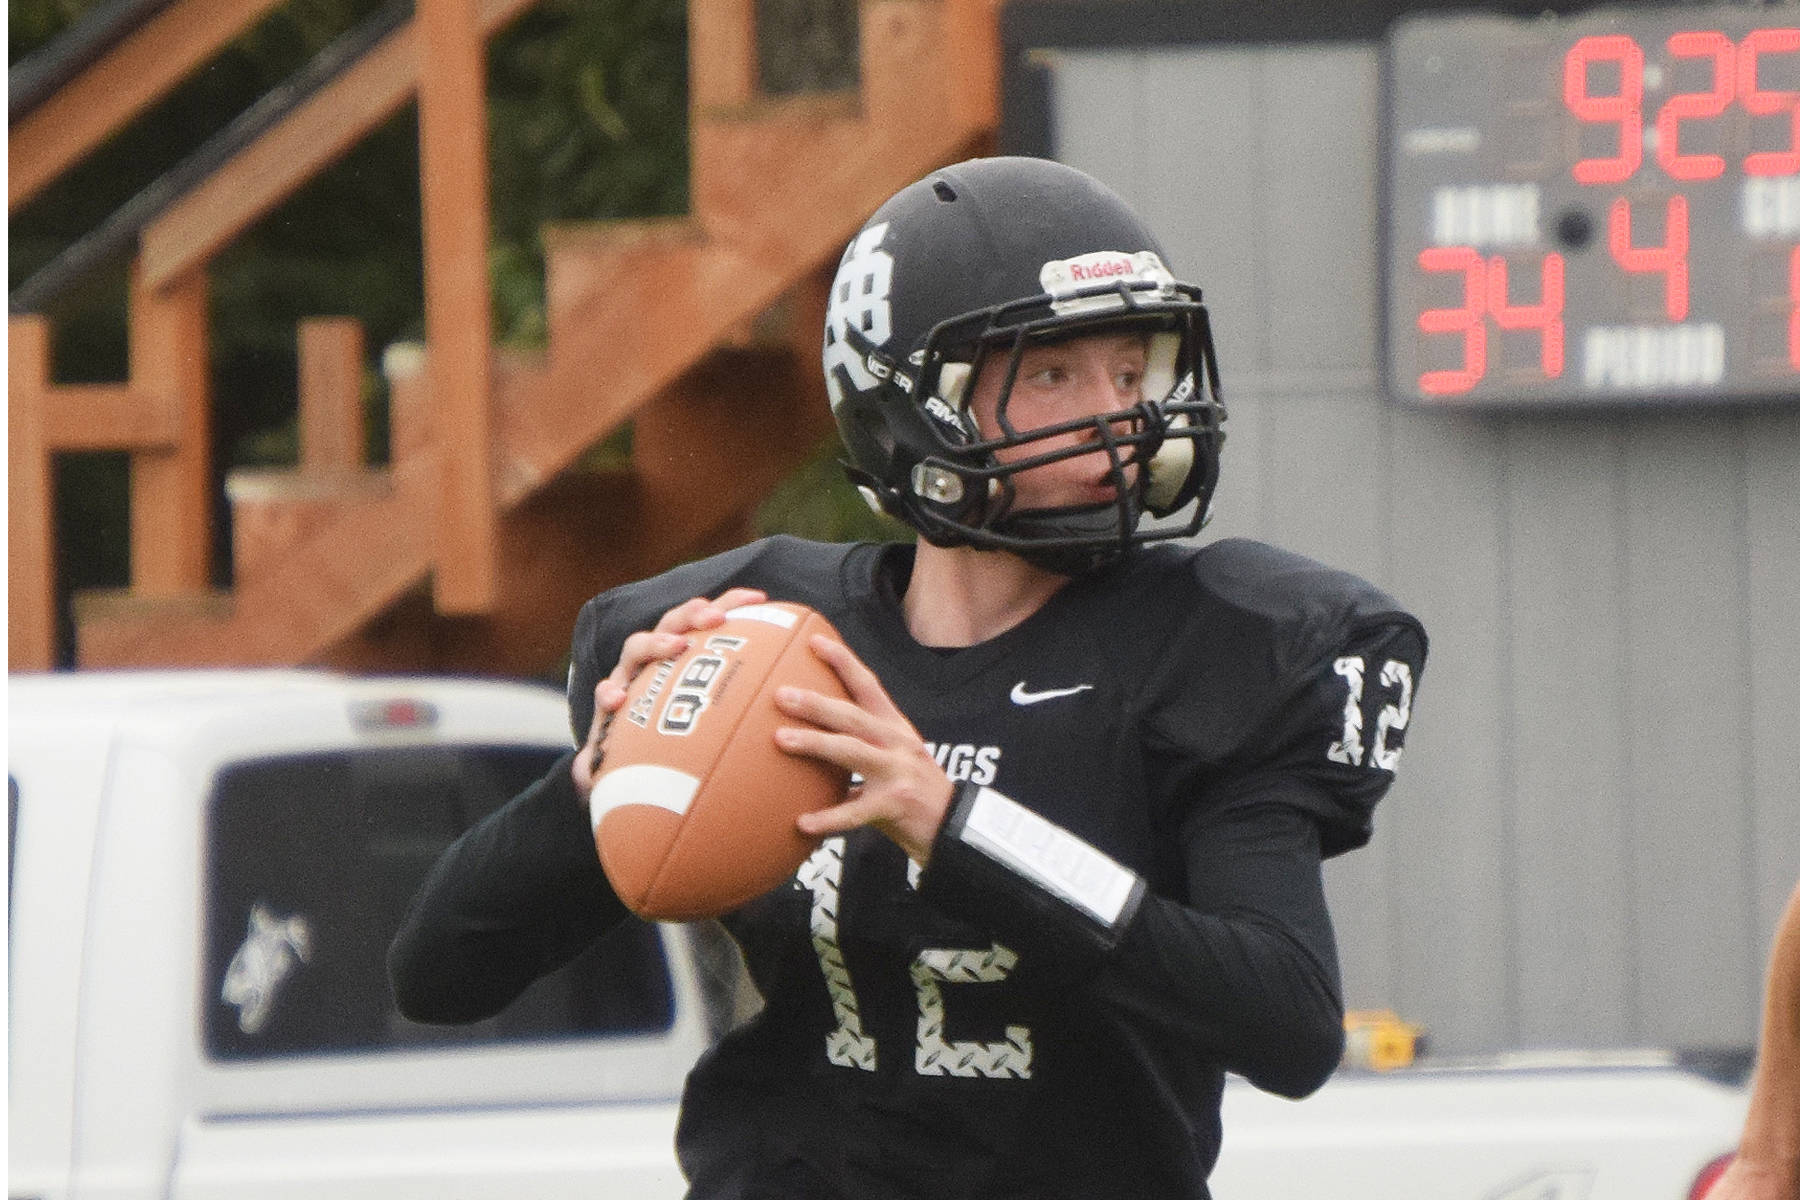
left=1005, top=2, right=1800, bottom=1056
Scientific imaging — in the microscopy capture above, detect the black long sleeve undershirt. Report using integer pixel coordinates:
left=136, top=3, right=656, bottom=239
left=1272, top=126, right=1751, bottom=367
left=920, top=774, right=1345, bottom=1101
left=388, top=752, right=627, bottom=1024
left=1101, top=793, right=1345, bottom=1098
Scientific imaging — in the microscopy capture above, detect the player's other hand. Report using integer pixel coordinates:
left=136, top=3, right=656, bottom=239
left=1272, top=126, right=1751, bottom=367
left=1702, top=1157, right=1797, bottom=1200
left=571, top=588, right=770, bottom=794
left=774, top=634, right=954, bottom=866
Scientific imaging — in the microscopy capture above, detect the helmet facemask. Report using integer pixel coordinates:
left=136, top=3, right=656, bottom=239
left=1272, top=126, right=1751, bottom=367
left=881, top=276, right=1226, bottom=575
left=824, top=157, right=1229, bottom=575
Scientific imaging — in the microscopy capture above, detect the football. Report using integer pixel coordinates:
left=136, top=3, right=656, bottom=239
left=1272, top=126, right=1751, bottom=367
left=589, top=601, right=852, bottom=920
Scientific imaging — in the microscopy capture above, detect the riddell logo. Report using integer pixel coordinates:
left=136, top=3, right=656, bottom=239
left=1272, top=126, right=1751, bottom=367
left=1039, top=251, right=1174, bottom=316
left=1067, top=258, right=1135, bottom=282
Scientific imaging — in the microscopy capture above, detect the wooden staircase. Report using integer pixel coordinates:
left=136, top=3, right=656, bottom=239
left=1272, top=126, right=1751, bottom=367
left=9, top=0, right=999, bottom=676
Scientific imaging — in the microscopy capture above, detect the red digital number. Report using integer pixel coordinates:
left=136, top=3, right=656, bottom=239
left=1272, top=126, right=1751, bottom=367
left=1658, top=31, right=1735, bottom=180
left=1565, top=28, right=1800, bottom=181
left=1417, top=247, right=1487, bottom=396
left=1609, top=196, right=1690, bottom=321
left=1417, top=250, right=1567, bottom=394
left=1487, top=254, right=1567, bottom=378
left=1740, top=27, right=1800, bottom=177
left=1566, top=35, right=1645, bottom=184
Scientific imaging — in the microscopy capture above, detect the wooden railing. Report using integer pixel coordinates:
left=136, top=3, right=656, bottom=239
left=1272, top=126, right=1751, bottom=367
left=9, top=264, right=214, bottom=668
left=8, top=0, right=1001, bottom=672
left=8, top=0, right=287, bottom=213
left=418, top=0, right=499, bottom=612
left=8, top=0, right=537, bottom=667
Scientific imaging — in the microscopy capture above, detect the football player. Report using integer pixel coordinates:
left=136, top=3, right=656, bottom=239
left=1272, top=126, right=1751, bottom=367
left=1708, top=879, right=1800, bottom=1200
left=391, top=156, right=1428, bottom=1199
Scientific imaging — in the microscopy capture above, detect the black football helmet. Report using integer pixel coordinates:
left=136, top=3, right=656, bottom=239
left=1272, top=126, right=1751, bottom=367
left=822, top=156, right=1226, bottom=575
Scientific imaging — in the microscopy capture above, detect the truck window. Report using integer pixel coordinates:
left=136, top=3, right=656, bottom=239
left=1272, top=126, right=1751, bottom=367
left=204, top=746, right=674, bottom=1061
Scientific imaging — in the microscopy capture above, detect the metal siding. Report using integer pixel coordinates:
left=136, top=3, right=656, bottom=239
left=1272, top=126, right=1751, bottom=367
left=1744, top=412, right=1800, bottom=952
left=1049, top=40, right=1799, bottom=1056
left=1502, top=420, right=1639, bottom=1047
left=1042, top=51, right=1144, bottom=218
left=1386, top=409, right=1515, bottom=1053
left=1622, top=416, right=1760, bottom=1046
left=1258, top=46, right=1380, bottom=374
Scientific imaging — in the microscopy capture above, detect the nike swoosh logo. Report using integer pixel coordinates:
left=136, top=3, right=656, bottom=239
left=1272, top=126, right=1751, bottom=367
left=1010, top=682, right=1095, bottom=706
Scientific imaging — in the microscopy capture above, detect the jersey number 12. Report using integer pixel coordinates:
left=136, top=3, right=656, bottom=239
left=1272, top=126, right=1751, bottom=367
left=796, top=837, right=1034, bottom=1079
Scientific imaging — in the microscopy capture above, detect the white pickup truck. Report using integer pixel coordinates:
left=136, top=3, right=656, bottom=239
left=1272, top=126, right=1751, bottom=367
left=8, top=671, right=1749, bottom=1200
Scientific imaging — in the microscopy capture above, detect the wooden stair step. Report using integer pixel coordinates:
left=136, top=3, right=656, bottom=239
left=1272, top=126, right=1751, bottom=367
left=319, top=467, right=768, bottom=676
left=73, top=588, right=235, bottom=668
left=225, top=467, right=394, bottom=587
left=383, top=340, right=556, bottom=506
left=79, top=451, right=436, bottom=668
left=534, top=225, right=807, bottom=485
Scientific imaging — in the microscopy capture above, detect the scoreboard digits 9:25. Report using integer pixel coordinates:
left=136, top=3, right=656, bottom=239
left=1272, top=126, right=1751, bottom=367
left=1383, top=4, right=1800, bottom=407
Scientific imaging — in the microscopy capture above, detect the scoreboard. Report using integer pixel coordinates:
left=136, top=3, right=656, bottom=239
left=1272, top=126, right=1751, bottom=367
left=1384, top=5, right=1800, bottom=406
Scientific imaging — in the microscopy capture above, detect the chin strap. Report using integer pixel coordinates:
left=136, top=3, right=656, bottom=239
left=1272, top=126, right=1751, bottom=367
left=996, top=494, right=1142, bottom=575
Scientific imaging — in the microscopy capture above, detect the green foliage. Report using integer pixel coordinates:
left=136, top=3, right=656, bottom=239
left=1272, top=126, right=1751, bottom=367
left=755, top=0, right=858, bottom=95
left=10, top=0, right=89, bottom=51
left=755, top=436, right=910, bottom=546
left=486, top=0, right=691, bottom=344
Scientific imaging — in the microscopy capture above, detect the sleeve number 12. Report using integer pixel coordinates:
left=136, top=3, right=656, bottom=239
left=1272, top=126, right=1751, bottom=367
left=1328, top=656, right=1414, bottom=772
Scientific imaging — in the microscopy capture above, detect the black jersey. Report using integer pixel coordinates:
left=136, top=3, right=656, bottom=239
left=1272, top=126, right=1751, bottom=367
left=391, top=535, right=1427, bottom=1200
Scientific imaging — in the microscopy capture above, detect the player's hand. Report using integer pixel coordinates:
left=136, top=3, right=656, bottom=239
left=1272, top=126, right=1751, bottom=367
left=774, top=634, right=954, bottom=866
left=1701, top=1157, right=1795, bottom=1200
left=571, top=588, right=770, bottom=794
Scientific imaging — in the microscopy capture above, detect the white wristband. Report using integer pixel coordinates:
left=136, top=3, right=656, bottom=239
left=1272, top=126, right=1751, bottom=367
left=959, top=786, right=1140, bottom=929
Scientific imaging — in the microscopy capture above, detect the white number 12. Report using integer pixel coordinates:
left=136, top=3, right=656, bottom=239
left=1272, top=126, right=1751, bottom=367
left=796, top=838, right=1033, bottom=1080
left=1328, top=656, right=1413, bottom=771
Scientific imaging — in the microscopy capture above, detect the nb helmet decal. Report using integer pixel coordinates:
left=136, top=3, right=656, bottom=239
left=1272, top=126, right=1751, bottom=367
left=824, top=222, right=896, bottom=408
